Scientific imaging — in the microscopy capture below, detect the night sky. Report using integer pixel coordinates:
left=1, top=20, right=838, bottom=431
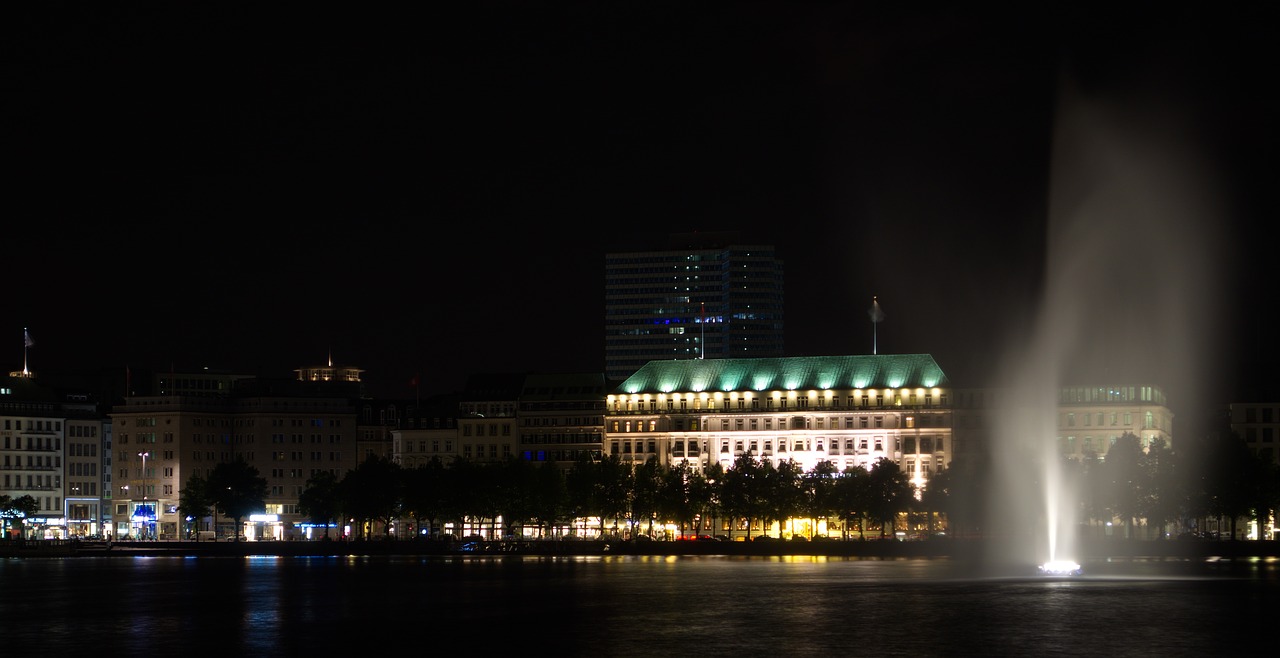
left=10, top=4, right=1277, bottom=407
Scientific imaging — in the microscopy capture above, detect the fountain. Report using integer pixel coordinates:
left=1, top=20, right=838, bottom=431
left=984, top=58, right=1223, bottom=576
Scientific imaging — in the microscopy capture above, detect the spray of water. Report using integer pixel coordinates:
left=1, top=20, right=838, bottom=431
left=986, top=63, right=1223, bottom=573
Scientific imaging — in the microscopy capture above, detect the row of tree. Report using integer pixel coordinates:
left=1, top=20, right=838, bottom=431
left=181, top=430, right=1280, bottom=542
left=0, top=494, right=40, bottom=538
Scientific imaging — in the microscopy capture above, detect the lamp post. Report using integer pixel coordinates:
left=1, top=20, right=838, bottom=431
left=120, top=485, right=128, bottom=540
left=138, top=451, right=149, bottom=539
left=69, top=486, right=80, bottom=538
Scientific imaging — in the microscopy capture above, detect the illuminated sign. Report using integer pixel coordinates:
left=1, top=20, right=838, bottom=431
left=248, top=514, right=279, bottom=522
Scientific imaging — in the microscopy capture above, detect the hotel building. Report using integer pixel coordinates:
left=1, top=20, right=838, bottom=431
left=605, top=354, right=952, bottom=489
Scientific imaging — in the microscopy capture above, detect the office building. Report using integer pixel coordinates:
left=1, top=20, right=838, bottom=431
left=605, top=232, right=785, bottom=382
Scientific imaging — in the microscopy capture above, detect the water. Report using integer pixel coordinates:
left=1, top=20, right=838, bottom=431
left=3, top=555, right=1274, bottom=656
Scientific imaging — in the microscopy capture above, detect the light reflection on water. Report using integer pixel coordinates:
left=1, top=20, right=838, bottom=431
left=1, top=555, right=1274, bottom=656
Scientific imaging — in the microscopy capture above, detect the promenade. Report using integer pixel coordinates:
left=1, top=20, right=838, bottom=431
left=5, top=536, right=1278, bottom=560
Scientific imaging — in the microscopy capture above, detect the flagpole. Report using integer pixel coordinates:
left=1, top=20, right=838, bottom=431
left=700, top=302, right=705, bottom=359
left=22, top=327, right=32, bottom=375
left=868, top=297, right=884, bottom=355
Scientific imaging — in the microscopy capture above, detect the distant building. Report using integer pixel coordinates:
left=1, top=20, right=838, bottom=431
left=109, top=386, right=360, bottom=541
left=951, top=384, right=1174, bottom=462
left=517, top=372, right=607, bottom=467
left=105, top=363, right=374, bottom=541
left=393, top=372, right=607, bottom=472
left=391, top=393, right=462, bottom=469
left=456, top=373, right=524, bottom=463
left=1056, top=385, right=1173, bottom=457
left=0, top=374, right=76, bottom=538
left=605, top=231, right=785, bottom=383
left=1229, top=401, right=1279, bottom=465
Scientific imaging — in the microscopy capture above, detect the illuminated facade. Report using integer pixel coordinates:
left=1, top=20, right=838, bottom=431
left=606, top=354, right=953, bottom=488
left=604, top=234, right=785, bottom=382
left=0, top=374, right=72, bottom=538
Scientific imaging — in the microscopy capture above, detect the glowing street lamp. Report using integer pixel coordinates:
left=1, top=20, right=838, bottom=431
left=138, top=451, right=149, bottom=499
left=138, top=451, right=150, bottom=539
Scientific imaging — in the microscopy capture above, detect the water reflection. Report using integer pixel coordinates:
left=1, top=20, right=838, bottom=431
left=1, top=556, right=1272, bottom=656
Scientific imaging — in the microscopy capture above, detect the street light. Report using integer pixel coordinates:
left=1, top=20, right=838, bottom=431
left=138, top=451, right=149, bottom=500
left=138, top=451, right=150, bottom=539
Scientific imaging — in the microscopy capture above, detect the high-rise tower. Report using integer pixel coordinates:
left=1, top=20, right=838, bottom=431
left=604, top=231, right=785, bottom=383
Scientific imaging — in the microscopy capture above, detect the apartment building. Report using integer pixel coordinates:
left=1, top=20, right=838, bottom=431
left=516, top=372, right=607, bottom=467
left=108, top=377, right=360, bottom=541
left=0, top=373, right=72, bottom=538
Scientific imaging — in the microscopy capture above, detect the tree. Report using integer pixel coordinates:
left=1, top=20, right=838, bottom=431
left=1142, top=438, right=1183, bottom=539
left=341, top=455, right=403, bottom=539
left=924, top=455, right=989, bottom=539
left=1205, top=433, right=1279, bottom=540
left=566, top=453, right=604, bottom=537
left=595, top=454, right=633, bottom=538
left=401, top=458, right=448, bottom=539
left=721, top=453, right=765, bottom=539
left=805, top=460, right=842, bottom=539
left=703, top=461, right=726, bottom=538
left=834, top=464, right=873, bottom=539
left=762, top=459, right=806, bottom=538
left=867, top=458, right=913, bottom=538
left=1099, top=433, right=1146, bottom=538
left=631, top=456, right=664, bottom=538
left=207, top=459, right=268, bottom=541
left=177, top=475, right=215, bottom=539
left=0, top=495, right=39, bottom=539
left=658, top=460, right=703, bottom=539
left=528, top=460, right=569, bottom=538
left=494, top=457, right=539, bottom=538
left=298, top=470, right=341, bottom=539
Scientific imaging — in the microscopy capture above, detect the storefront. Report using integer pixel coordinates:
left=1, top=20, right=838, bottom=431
left=64, top=497, right=101, bottom=538
left=128, top=501, right=157, bottom=540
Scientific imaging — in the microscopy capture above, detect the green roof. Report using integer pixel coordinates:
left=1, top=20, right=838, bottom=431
left=613, top=354, right=949, bottom=395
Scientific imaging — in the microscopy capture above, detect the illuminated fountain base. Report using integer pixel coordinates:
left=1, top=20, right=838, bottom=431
left=1037, top=560, right=1083, bottom=576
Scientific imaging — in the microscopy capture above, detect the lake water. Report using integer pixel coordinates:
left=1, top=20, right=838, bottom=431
left=2, top=554, right=1274, bottom=656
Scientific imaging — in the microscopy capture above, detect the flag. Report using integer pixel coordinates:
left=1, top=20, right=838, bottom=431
left=24, top=329, right=33, bottom=347
left=409, top=374, right=420, bottom=387
left=868, top=297, right=885, bottom=323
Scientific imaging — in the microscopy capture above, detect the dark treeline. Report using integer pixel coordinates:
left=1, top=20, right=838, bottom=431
left=165, top=430, right=1279, bottom=543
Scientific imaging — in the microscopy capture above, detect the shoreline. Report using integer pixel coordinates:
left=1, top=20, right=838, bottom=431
left=4, top=537, right=1277, bottom=560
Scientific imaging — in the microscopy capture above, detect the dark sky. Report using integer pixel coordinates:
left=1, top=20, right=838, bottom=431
left=10, top=3, right=1277, bottom=407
